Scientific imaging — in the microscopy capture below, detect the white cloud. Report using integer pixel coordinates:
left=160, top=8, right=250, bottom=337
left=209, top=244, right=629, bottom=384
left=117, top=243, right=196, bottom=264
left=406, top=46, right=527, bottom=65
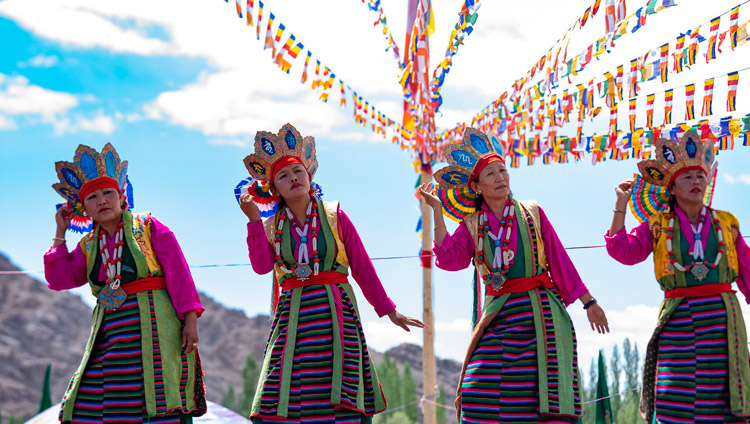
left=0, top=0, right=172, bottom=55
left=0, top=73, right=77, bottom=118
left=208, top=137, right=250, bottom=148
left=52, top=112, right=116, bottom=135
left=17, top=54, right=59, bottom=68
left=0, top=114, right=16, bottom=129
left=724, top=173, right=750, bottom=185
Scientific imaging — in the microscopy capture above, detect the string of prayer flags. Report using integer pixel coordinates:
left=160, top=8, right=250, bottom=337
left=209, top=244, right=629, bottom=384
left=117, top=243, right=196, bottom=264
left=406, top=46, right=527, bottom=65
left=702, top=78, right=715, bottom=116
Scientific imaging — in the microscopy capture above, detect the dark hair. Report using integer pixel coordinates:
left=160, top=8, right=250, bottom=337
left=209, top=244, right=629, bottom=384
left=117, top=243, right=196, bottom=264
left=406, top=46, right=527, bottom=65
left=473, top=193, right=485, bottom=210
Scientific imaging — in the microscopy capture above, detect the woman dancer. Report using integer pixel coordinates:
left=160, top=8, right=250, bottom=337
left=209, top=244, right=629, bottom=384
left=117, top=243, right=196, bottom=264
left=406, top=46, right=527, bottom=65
left=45, top=143, right=206, bottom=423
left=238, top=123, right=424, bottom=423
left=605, top=130, right=750, bottom=423
left=419, top=127, right=609, bottom=423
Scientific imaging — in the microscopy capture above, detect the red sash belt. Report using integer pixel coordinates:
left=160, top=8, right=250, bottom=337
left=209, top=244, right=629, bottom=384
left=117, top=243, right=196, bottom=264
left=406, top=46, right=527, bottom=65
left=664, top=283, right=733, bottom=298
left=282, top=271, right=349, bottom=290
left=486, top=273, right=554, bottom=297
left=122, top=276, right=167, bottom=295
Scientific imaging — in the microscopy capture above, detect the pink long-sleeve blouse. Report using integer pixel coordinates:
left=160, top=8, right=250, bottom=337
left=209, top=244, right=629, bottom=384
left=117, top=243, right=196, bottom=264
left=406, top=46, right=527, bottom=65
left=604, top=205, right=750, bottom=303
left=44, top=215, right=204, bottom=320
left=433, top=202, right=589, bottom=307
left=246, top=207, right=396, bottom=317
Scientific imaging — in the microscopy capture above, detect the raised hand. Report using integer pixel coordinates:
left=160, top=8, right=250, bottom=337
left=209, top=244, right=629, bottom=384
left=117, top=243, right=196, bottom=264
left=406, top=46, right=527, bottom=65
left=417, top=183, right=442, bottom=210
left=387, top=310, right=425, bottom=332
left=615, top=179, right=635, bottom=210
left=239, top=193, right=262, bottom=222
left=55, top=206, right=73, bottom=237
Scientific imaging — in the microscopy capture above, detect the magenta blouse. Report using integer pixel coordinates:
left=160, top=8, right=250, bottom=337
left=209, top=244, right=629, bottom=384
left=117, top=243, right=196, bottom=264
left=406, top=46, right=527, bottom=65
left=44, top=216, right=204, bottom=320
left=246, top=207, right=396, bottom=317
left=604, top=205, right=750, bottom=302
left=433, top=202, right=589, bottom=307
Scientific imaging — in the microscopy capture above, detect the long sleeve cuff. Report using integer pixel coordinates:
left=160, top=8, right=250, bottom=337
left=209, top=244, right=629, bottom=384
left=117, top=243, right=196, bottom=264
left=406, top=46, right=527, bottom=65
left=373, top=298, right=397, bottom=318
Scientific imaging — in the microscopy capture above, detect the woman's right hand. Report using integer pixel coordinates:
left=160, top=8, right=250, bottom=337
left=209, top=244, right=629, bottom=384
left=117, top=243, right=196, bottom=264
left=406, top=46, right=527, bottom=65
left=418, top=183, right=442, bottom=210
left=55, top=206, right=73, bottom=236
left=239, top=193, right=261, bottom=222
left=614, top=179, right=635, bottom=210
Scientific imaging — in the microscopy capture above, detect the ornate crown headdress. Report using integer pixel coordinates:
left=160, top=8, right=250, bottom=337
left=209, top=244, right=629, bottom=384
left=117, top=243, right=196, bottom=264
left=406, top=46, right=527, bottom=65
left=52, top=143, right=134, bottom=233
left=630, top=130, right=717, bottom=222
left=433, top=128, right=506, bottom=221
left=235, top=123, right=322, bottom=218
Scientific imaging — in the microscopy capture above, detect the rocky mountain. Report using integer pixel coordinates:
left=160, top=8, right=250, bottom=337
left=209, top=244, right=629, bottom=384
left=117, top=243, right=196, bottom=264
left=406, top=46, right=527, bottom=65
left=0, top=253, right=460, bottom=421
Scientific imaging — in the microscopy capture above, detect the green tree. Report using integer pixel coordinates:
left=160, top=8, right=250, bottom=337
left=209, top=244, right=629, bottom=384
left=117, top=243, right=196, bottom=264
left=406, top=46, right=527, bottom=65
left=222, top=383, right=237, bottom=412
left=617, top=338, right=644, bottom=423
left=238, top=353, right=260, bottom=417
left=583, top=358, right=597, bottom=424
left=401, top=362, right=418, bottom=421
left=39, top=364, right=52, bottom=413
left=609, top=344, right=622, bottom=420
left=436, top=384, right=448, bottom=424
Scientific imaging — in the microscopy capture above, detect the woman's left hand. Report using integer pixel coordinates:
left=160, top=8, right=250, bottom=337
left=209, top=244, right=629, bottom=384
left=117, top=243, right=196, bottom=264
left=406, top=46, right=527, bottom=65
left=182, top=312, right=199, bottom=353
left=388, top=310, right=425, bottom=332
left=587, top=303, right=610, bottom=334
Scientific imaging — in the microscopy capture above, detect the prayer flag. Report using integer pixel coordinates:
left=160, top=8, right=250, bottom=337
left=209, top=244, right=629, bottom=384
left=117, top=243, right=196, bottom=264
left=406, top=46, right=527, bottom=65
left=664, top=89, right=674, bottom=125
left=707, top=17, right=721, bottom=62
left=300, top=51, right=311, bottom=84
left=629, top=98, right=637, bottom=131
left=730, top=6, right=740, bottom=49
left=659, top=43, right=669, bottom=82
left=256, top=1, right=263, bottom=39
left=701, top=78, right=714, bottom=116
left=685, top=83, right=695, bottom=120
left=727, top=71, right=739, bottom=112
left=263, top=13, right=275, bottom=55
left=605, top=0, right=616, bottom=33
left=646, top=93, right=655, bottom=127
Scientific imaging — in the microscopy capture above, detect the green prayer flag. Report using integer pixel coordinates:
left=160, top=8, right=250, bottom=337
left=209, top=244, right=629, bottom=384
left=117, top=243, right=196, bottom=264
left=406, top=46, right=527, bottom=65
left=595, top=350, right=613, bottom=423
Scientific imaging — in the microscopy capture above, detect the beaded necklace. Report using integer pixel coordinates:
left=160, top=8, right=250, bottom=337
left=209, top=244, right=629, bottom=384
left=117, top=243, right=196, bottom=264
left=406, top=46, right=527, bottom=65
left=666, top=207, right=725, bottom=281
left=96, top=221, right=127, bottom=310
left=274, top=197, right=319, bottom=280
left=476, top=199, right=516, bottom=290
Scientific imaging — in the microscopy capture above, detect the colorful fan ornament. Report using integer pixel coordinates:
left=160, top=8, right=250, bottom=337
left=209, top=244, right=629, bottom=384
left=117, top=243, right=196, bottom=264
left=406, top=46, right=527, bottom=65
left=433, top=127, right=506, bottom=221
left=234, top=176, right=323, bottom=218
left=52, top=143, right=134, bottom=233
left=629, top=130, right=716, bottom=223
left=237, top=123, right=322, bottom=213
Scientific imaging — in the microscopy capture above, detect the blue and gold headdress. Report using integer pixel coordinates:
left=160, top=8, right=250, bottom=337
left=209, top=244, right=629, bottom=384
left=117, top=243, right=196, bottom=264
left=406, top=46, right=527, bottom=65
left=52, top=143, right=134, bottom=233
left=433, top=128, right=506, bottom=221
left=630, top=130, right=716, bottom=222
left=235, top=123, right=322, bottom=218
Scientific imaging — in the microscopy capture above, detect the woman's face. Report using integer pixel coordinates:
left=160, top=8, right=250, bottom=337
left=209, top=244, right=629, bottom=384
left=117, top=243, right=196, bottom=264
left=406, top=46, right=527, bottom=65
left=670, top=169, right=708, bottom=206
left=470, top=161, right=511, bottom=201
left=272, top=163, right=311, bottom=201
left=82, top=187, right=123, bottom=226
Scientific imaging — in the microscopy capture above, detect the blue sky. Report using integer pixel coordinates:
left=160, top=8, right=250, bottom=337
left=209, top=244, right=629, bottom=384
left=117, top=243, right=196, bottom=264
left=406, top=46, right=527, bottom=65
left=1, top=0, right=750, bottom=370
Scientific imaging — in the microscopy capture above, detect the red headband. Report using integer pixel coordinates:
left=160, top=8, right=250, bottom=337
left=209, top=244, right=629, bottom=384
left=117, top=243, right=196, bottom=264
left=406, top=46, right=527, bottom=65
left=270, top=156, right=305, bottom=184
left=669, top=166, right=707, bottom=186
left=78, top=176, right=120, bottom=202
left=469, top=153, right=505, bottom=183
